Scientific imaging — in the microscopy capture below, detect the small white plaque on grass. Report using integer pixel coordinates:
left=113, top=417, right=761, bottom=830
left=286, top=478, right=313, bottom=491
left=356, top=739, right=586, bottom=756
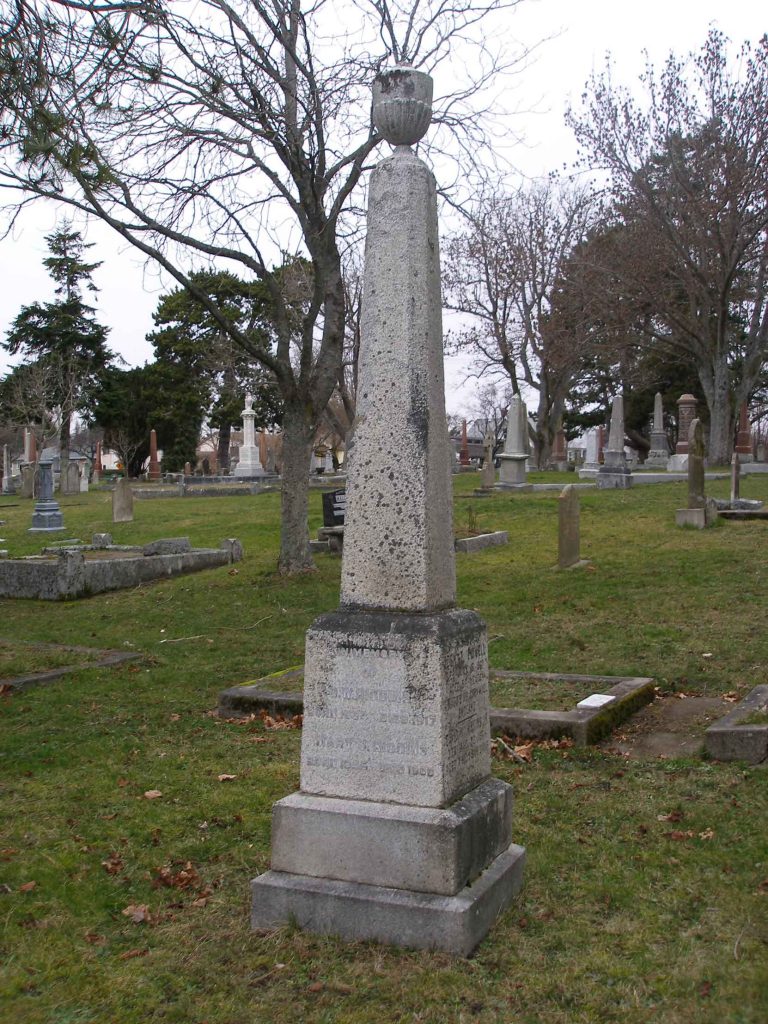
left=577, top=693, right=615, bottom=709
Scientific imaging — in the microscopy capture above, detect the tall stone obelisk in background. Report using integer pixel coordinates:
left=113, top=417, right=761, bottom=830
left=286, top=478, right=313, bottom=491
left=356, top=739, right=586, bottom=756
left=497, top=394, right=531, bottom=490
left=234, top=395, right=266, bottom=477
left=597, top=394, right=632, bottom=489
left=250, top=67, right=524, bottom=956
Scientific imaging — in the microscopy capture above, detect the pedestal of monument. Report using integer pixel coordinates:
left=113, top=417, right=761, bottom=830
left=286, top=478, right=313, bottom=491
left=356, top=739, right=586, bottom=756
left=597, top=450, right=633, bottom=489
left=250, top=67, right=524, bottom=956
left=253, top=608, right=524, bottom=955
left=497, top=454, right=530, bottom=490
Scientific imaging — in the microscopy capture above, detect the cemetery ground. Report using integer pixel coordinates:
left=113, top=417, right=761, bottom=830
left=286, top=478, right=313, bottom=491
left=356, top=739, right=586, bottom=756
left=1, top=475, right=767, bottom=1024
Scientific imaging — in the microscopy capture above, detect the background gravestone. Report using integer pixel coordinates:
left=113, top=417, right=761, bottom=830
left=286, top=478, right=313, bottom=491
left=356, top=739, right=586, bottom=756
left=112, top=478, right=134, bottom=523
left=558, top=484, right=587, bottom=569
left=321, top=489, right=346, bottom=527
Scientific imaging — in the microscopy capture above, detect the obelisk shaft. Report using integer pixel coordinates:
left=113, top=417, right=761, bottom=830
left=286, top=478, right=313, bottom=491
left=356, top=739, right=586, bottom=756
left=340, top=149, right=455, bottom=612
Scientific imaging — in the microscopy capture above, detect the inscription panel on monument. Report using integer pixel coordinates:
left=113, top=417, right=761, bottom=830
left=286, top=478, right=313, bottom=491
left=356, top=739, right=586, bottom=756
left=301, top=624, right=489, bottom=808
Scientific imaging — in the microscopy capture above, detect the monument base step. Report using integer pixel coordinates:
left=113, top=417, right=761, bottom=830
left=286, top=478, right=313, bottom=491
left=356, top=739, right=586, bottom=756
left=270, top=778, right=513, bottom=896
left=251, top=842, right=525, bottom=957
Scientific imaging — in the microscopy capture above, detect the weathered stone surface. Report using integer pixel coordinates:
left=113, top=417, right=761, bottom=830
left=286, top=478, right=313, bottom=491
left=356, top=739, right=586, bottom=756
left=29, top=463, right=65, bottom=533
left=219, top=537, right=244, bottom=562
left=112, top=479, right=134, bottom=523
left=0, top=543, right=235, bottom=599
left=558, top=484, right=584, bottom=569
left=646, top=392, right=670, bottom=467
left=675, top=507, right=707, bottom=529
left=143, top=537, right=192, bottom=556
left=687, top=418, right=706, bottom=509
left=270, top=778, right=513, bottom=895
left=339, top=147, right=455, bottom=613
left=251, top=842, right=526, bottom=957
left=705, top=686, right=768, bottom=763
left=234, top=394, right=266, bottom=477
left=92, top=533, right=113, bottom=548
left=19, top=465, right=34, bottom=499
left=60, top=461, right=81, bottom=496
left=2, top=445, right=14, bottom=495
left=481, top=430, right=495, bottom=488
left=497, top=396, right=530, bottom=489
left=301, top=608, right=490, bottom=808
left=597, top=395, right=632, bottom=489
left=454, top=530, right=508, bottom=553
left=251, top=66, right=523, bottom=955
left=730, top=452, right=740, bottom=504
left=675, top=394, right=697, bottom=454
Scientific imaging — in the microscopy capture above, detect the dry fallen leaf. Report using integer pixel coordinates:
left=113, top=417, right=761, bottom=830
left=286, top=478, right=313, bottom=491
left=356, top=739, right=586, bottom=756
left=122, top=904, right=153, bottom=924
left=117, top=778, right=129, bottom=788
left=169, top=713, right=181, bottom=722
left=657, top=811, right=684, bottom=823
left=217, top=774, right=237, bottom=783
left=722, top=692, right=739, bottom=703
left=663, top=830, right=695, bottom=841
left=118, top=948, right=149, bottom=960
left=513, top=743, right=535, bottom=763
left=152, top=861, right=200, bottom=891
left=143, top=790, right=163, bottom=800
left=84, top=932, right=107, bottom=945
left=308, top=981, right=324, bottom=993
left=698, top=828, right=715, bottom=840
left=19, top=881, right=36, bottom=892
left=102, top=853, right=124, bottom=876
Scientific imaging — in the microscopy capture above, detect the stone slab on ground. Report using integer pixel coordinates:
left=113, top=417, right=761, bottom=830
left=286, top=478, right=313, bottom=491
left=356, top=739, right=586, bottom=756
left=0, top=640, right=141, bottom=692
left=454, top=531, right=508, bottom=553
left=218, top=668, right=654, bottom=748
left=251, top=842, right=525, bottom=957
left=704, top=686, right=768, bottom=764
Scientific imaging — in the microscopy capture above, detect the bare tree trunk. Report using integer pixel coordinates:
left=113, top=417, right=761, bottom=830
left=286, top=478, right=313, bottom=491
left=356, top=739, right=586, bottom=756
left=278, top=400, right=316, bottom=574
left=702, top=361, right=733, bottom=464
left=217, top=424, right=231, bottom=473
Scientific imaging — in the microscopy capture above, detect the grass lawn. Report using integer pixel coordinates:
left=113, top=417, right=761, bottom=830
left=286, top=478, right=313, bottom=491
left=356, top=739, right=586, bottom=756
left=1, top=473, right=767, bottom=1024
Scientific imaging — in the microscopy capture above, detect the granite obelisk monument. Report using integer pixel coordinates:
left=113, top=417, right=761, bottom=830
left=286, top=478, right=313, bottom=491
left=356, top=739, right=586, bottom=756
left=250, top=67, right=525, bottom=956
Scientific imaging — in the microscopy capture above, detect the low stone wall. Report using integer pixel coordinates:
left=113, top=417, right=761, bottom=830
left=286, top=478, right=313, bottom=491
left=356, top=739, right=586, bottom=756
left=0, top=538, right=242, bottom=600
left=454, top=531, right=508, bottom=553
left=704, top=686, right=768, bottom=763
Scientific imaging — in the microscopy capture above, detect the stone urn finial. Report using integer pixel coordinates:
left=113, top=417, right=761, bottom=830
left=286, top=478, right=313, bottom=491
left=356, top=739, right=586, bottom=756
left=372, top=66, right=433, bottom=147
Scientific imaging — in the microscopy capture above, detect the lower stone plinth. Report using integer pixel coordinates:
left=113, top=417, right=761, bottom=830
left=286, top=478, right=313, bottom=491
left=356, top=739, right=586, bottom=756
left=251, top=842, right=525, bottom=957
left=270, top=778, right=513, bottom=896
left=596, top=468, right=632, bottom=489
left=675, top=508, right=706, bottom=528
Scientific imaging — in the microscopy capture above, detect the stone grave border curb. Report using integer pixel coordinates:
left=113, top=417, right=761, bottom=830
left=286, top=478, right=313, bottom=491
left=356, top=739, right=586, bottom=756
left=217, top=668, right=655, bottom=747
left=704, top=685, right=768, bottom=764
left=1, top=639, right=142, bottom=692
left=454, top=531, right=508, bottom=553
left=489, top=671, right=655, bottom=745
left=0, top=538, right=242, bottom=600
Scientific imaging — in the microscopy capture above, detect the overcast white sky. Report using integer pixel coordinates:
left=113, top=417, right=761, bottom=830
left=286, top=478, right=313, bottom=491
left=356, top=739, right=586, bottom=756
left=1, top=0, right=764, bottom=413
